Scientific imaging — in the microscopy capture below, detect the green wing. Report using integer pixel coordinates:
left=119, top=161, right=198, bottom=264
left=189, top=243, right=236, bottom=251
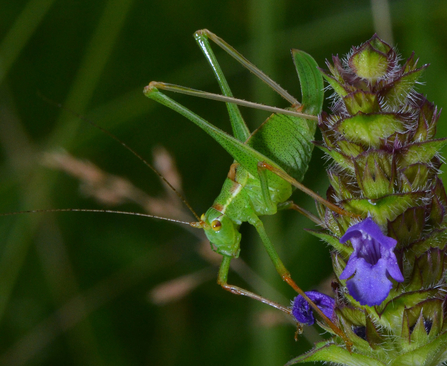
left=246, top=113, right=314, bottom=182
left=246, top=50, right=323, bottom=181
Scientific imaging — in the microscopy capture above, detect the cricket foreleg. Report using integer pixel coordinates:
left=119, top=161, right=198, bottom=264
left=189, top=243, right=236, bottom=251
left=217, top=256, right=292, bottom=315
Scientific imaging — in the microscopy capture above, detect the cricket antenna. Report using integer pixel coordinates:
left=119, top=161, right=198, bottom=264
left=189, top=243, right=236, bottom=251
left=38, top=93, right=201, bottom=221
left=0, top=209, right=194, bottom=226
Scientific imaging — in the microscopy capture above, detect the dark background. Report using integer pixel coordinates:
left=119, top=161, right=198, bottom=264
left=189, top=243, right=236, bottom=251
left=0, top=0, right=446, bottom=365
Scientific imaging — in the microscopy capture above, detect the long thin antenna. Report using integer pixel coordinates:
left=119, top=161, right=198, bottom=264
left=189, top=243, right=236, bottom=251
left=0, top=208, right=193, bottom=226
left=38, top=93, right=201, bottom=221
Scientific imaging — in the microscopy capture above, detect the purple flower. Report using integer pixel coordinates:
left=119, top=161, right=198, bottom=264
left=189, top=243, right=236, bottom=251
left=292, top=291, right=335, bottom=326
left=339, top=217, right=404, bottom=306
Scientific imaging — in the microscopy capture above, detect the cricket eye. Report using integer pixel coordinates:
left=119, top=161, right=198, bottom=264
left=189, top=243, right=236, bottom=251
left=211, top=220, right=222, bottom=231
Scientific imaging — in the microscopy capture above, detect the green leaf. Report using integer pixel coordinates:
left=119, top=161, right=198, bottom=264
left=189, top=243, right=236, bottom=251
left=286, top=342, right=386, bottom=366
left=379, top=290, right=439, bottom=331
left=355, top=155, right=393, bottom=199
left=350, top=44, right=388, bottom=82
left=316, top=143, right=354, bottom=172
left=387, top=207, right=426, bottom=248
left=328, top=171, right=356, bottom=200
left=338, top=140, right=365, bottom=157
left=320, top=71, right=349, bottom=99
left=399, top=164, right=431, bottom=192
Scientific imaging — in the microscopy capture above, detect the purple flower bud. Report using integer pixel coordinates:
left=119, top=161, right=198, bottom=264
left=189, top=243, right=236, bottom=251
left=292, top=291, right=335, bottom=326
left=339, top=217, right=404, bottom=306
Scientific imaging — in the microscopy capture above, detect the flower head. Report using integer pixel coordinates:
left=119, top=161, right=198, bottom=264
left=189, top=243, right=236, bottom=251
left=289, top=36, right=447, bottom=366
left=292, top=291, right=335, bottom=326
left=339, top=217, right=404, bottom=306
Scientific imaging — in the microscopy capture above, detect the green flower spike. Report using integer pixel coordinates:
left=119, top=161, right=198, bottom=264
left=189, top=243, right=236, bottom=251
left=289, top=35, right=447, bottom=366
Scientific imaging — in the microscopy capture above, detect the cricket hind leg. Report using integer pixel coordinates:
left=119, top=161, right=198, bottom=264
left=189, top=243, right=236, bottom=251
left=249, top=205, right=353, bottom=350
left=258, top=161, right=358, bottom=218
left=254, top=164, right=322, bottom=293
left=278, top=201, right=323, bottom=226
left=195, top=29, right=301, bottom=107
left=193, top=30, right=250, bottom=143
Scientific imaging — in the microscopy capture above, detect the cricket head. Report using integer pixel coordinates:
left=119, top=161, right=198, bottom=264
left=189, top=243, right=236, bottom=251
left=196, top=207, right=241, bottom=258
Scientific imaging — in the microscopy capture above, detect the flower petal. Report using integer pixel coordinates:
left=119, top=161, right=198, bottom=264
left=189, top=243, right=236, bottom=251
left=338, top=217, right=404, bottom=306
left=292, top=291, right=335, bottom=326
left=341, top=217, right=397, bottom=251
left=345, top=258, right=392, bottom=306
left=339, top=253, right=358, bottom=280
left=385, top=255, right=405, bottom=282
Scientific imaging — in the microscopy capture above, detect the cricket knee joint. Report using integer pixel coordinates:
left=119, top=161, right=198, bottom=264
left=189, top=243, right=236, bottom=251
left=219, top=282, right=242, bottom=296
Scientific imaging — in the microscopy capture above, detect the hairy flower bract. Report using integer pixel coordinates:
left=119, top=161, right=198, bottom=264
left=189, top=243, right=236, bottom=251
left=288, top=36, right=447, bottom=366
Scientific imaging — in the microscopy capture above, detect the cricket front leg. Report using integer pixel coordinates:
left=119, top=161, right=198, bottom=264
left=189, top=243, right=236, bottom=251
left=217, top=256, right=292, bottom=315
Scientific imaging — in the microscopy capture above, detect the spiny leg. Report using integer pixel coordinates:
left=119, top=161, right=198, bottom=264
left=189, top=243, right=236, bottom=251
left=144, top=86, right=314, bottom=188
left=255, top=163, right=352, bottom=345
left=256, top=164, right=353, bottom=349
left=146, top=83, right=315, bottom=120
left=217, top=256, right=293, bottom=315
left=195, top=29, right=301, bottom=107
left=194, top=31, right=250, bottom=142
left=255, top=158, right=348, bottom=341
left=278, top=201, right=323, bottom=226
left=249, top=214, right=352, bottom=350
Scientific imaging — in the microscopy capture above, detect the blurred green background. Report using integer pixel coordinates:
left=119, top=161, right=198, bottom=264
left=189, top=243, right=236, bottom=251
left=0, top=0, right=446, bottom=365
